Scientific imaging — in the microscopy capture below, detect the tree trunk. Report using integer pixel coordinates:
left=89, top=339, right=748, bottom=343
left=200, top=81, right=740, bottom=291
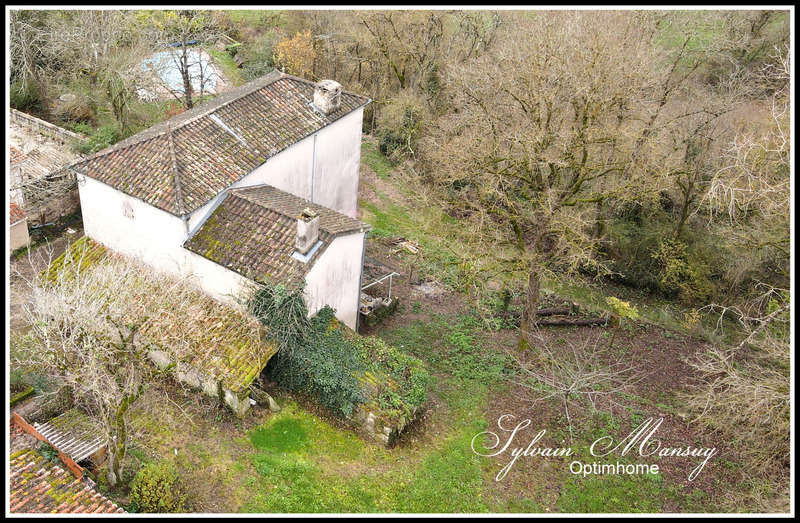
left=519, top=260, right=541, bottom=351
left=181, top=47, right=194, bottom=109
left=105, top=399, right=131, bottom=487
left=592, top=199, right=606, bottom=241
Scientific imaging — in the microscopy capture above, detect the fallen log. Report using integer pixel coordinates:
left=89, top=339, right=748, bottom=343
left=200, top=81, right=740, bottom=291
left=534, top=307, right=572, bottom=317
left=533, top=317, right=608, bottom=327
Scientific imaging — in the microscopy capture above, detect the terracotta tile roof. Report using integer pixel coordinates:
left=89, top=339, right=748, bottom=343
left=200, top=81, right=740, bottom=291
left=184, top=185, right=370, bottom=289
left=9, top=448, right=125, bottom=513
left=10, top=145, right=24, bottom=164
left=73, top=71, right=370, bottom=217
left=10, top=202, right=27, bottom=224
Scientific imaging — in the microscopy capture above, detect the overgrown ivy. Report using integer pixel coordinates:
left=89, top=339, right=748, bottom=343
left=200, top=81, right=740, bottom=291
left=251, top=284, right=366, bottom=417
left=250, top=283, right=430, bottom=421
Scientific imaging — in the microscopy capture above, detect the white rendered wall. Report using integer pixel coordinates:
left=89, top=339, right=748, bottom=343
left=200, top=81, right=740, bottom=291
left=187, top=106, right=364, bottom=230
left=304, top=231, right=365, bottom=330
left=181, top=250, right=259, bottom=309
left=78, top=176, right=189, bottom=276
left=312, top=108, right=364, bottom=218
left=10, top=220, right=30, bottom=250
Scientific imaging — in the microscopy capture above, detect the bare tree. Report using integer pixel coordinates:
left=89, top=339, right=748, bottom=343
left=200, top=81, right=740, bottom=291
left=11, top=242, right=174, bottom=487
left=420, top=11, right=680, bottom=348
left=147, top=10, right=221, bottom=109
left=9, top=10, right=57, bottom=109
left=511, top=328, right=645, bottom=438
left=685, top=284, right=789, bottom=480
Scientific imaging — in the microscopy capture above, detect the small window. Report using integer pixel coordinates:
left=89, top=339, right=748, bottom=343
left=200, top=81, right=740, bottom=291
left=122, top=200, right=135, bottom=220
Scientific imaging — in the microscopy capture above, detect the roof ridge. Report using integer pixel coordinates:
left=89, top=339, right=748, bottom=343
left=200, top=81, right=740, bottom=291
left=227, top=185, right=371, bottom=233
left=166, top=125, right=186, bottom=216
left=81, top=70, right=285, bottom=163
left=279, top=73, right=372, bottom=103
left=171, top=71, right=286, bottom=132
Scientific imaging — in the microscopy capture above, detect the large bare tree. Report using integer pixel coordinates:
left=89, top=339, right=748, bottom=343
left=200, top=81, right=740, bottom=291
left=12, top=244, right=176, bottom=487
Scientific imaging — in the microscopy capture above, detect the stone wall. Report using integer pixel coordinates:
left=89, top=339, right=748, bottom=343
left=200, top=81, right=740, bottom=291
left=350, top=403, right=422, bottom=447
left=148, top=349, right=252, bottom=417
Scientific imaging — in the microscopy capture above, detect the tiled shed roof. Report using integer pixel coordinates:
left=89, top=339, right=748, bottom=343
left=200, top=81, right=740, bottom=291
left=10, top=202, right=27, bottom=224
left=184, top=184, right=370, bottom=289
left=33, top=409, right=105, bottom=464
left=9, top=448, right=125, bottom=513
left=45, top=236, right=277, bottom=394
left=72, top=71, right=370, bottom=217
left=10, top=145, right=24, bottom=164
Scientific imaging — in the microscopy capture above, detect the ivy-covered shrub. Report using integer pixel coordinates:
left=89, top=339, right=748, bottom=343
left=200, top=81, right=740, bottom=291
left=351, top=335, right=431, bottom=422
left=251, top=283, right=430, bottom=421
left=264, top=306, right=367, bottom=417
left=129, top=462, right=187, bottom=513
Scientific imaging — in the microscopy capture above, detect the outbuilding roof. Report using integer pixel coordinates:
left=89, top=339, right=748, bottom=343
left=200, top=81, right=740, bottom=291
left=184, top=184, right=370, bottom=289
left=44, top=236, right=278, bottom=394
left=10, top=202, right=27, bottom=224
left=71, top=71, right=369, bottom=217
left=9, top=448, right=124, bottom=514
left=33, top=409, right=105, bottom=464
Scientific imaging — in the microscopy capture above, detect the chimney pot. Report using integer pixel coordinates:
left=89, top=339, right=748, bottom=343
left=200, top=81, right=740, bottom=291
left=296, top=207, right=320, bottom=254
left=313, top=80, right=342, bottom=115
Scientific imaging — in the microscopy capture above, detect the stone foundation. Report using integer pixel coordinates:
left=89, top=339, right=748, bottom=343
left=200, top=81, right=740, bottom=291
left=350, top=403, right=421, bottom=447
left=148, top=349, right=252, bottom=417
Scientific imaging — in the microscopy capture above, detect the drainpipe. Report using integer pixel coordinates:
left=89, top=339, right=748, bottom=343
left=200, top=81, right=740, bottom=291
left=356, top=231, right=367, bottom=332
left=311, top=133, right=318, bottom=203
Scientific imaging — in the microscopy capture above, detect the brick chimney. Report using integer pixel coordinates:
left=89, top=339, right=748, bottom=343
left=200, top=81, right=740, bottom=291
left=296, top=207, right=320, bottom=255
left=313, top=80, right=342, bottom=115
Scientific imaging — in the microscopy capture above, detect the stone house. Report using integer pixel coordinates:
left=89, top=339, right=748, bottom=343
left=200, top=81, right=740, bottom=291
left=71, top=71, right=371, bottom=329
left=9, top=109, right=83, bottom=226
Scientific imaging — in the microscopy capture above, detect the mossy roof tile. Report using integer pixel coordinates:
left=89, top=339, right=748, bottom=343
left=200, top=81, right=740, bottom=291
left=9, top=449, right=124, bottom=514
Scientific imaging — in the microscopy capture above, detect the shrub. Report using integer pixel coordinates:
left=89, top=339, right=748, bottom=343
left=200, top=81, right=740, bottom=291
left=262, top=305, right=367, bottom=417
left=273, top=30, right=315, bottom=77
left=240, top=32, right=280, bottom=81
left=10, top=80, right=44, bottom=112
left=74, top=125, right=123, bottom=155
left=251, top=283, right=429, bottom=420
left=377, top=91, right=428, bottom=161
left=353, top=335, right=431, bottom=420
left=53, top=94, right=96, bottom=125
left=129, top=462, right=187, bottom=513
left=651, top=238, right=714, bottom=304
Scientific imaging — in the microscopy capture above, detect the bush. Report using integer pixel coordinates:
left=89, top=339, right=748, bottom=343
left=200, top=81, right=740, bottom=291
left=251, top=283, right=429, bottom=420
left=74, top=125, right=123, bottom=155
left=10, top=80, right=44, bottom=112
left=53, top=94, right=96, bottom=125
left=241, top=32, right=279, bottom=81
left=353, top=335, right=431, bottom=420
left=262, top=304, right=367, bottom=417
left=129, top=462, right=187, bottom=513
left=651, top=238, right=714, bottom=304
left=377, top=91, right=428, bottom=161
